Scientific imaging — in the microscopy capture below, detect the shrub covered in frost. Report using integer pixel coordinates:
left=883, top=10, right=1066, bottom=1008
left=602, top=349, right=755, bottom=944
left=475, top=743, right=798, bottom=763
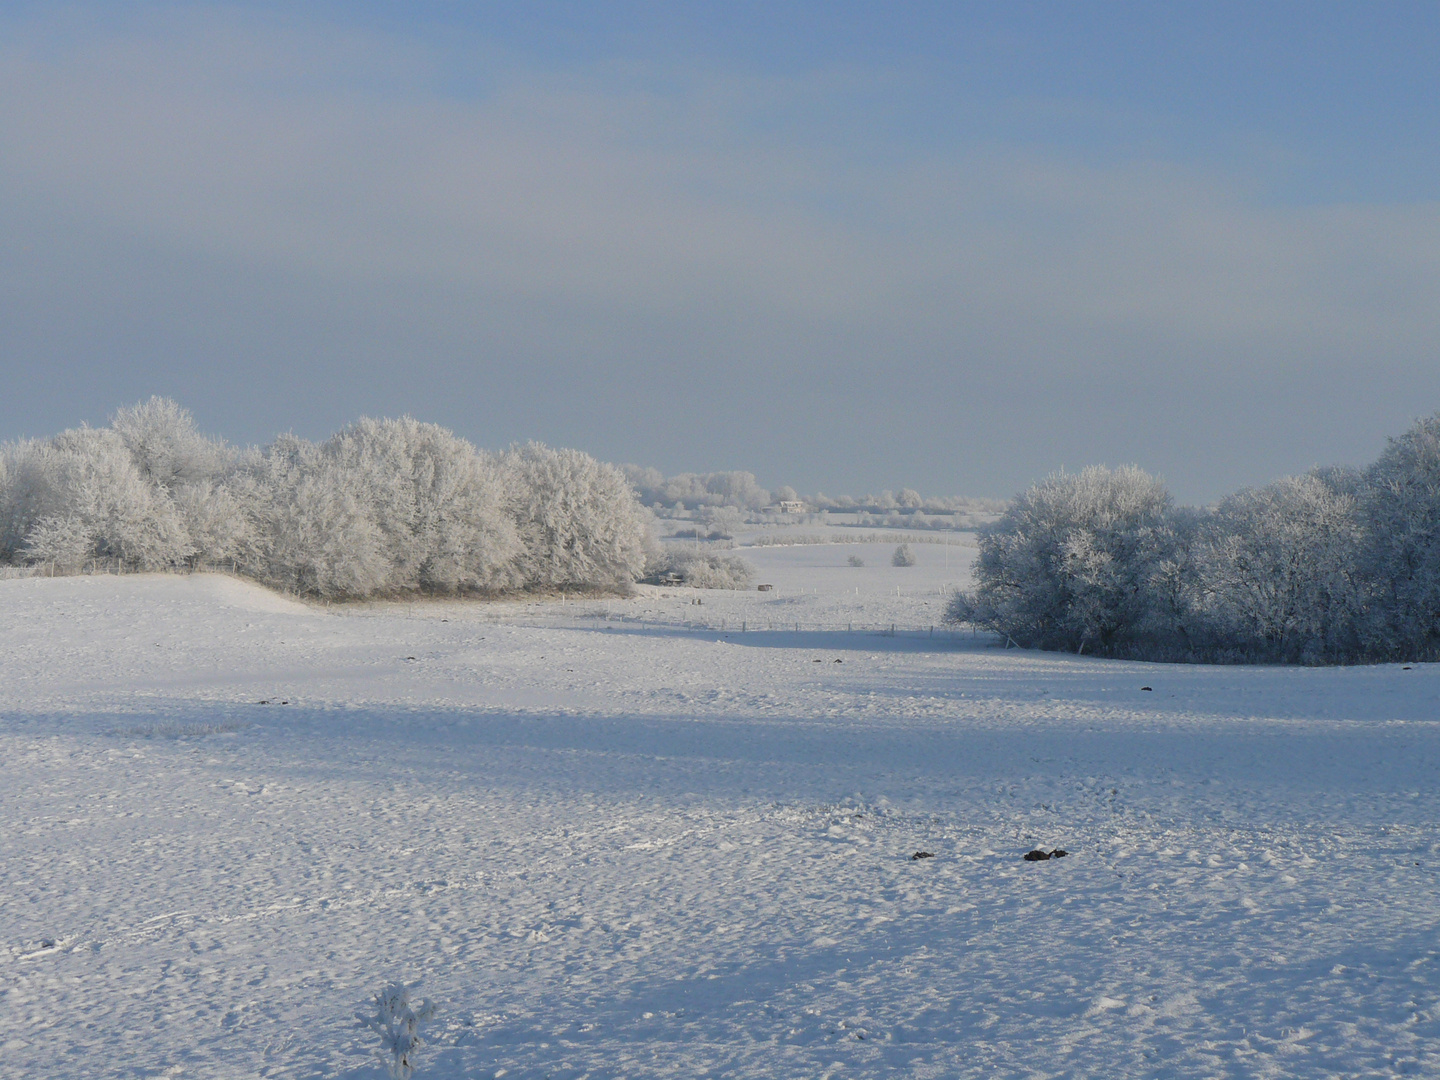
left=235, top=433, right=392, bottom=598
left=0, top=399, right=244, bottom=573
left=112, top=398, right=253, bottom=568
left=645, top=544, right=756, bottom=589
left=358, top=981, right=435, bottom=1080
left=245, top=431, right=640, bottom=598
left=891, top=543, right=916, bottom=567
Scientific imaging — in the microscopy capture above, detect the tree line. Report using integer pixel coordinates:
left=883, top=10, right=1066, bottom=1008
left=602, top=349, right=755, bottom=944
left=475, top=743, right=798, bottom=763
left=947, top=413, right=1440, bottom=664
left=0, top=399, right=650, bottom=598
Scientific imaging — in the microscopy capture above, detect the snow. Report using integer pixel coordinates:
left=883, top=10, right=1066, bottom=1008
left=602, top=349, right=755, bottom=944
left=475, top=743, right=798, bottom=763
left=4, top=554, right=1440, bottom=1078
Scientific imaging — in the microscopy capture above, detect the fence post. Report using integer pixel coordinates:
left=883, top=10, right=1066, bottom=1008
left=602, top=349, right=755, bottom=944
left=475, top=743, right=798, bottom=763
left=742, top=620, right=746, bottom=632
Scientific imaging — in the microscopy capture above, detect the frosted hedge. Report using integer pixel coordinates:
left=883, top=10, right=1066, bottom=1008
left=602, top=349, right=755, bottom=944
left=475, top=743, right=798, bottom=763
left=946, top=413, right=1440, bottom=664
left=642, top=543, right=756, bottom=589
left=0, top=399, right=650, bottom=598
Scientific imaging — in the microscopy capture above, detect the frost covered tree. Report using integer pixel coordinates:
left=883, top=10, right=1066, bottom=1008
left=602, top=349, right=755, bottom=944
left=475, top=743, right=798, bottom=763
left=0, top=402, right=666, bottom=599
left=622, top=465, right=668, bottom=505
left=622, top=467, right=769, bottom=510
left=1, top=427, right=192, bottom=572
left=936, top=412, right=1440, bottom=663
left=237, top=433, right=391, bottom=598
left=701, top=471, right=770, bottom=510
left=950, top=466, right=1178, bottom=654
left=1198, top=471, right=1366, bottom=662
left=109, top=397, right=232, bottom=492
left=236, top=419, right=522, bottom=599
left=0, top=403, right=659, bottom=598
left=0, top=438, right=44, bottom=563
left=110, top=397, right=250, bottom=568
left=697, top=504, right=745, bottom=539
left=891, top=543, right=917, bottom=567
left=947, top=460, right=1383, bottom=663
left=0, top=399, right=253, bottom=573
left=172, top=478, right=256, bottom=569
left=503, top=443, right=651, bottom=590
left=321, top=417, right=520, bottom=594
left=1359, top=413, right=1440, bottom=660
left=1141, top=504, right=1207, bottom=655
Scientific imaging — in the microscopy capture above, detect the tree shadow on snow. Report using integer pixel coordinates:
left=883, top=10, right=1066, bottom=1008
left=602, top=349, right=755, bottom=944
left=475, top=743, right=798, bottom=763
left=563, top=622, right=988, bottom=655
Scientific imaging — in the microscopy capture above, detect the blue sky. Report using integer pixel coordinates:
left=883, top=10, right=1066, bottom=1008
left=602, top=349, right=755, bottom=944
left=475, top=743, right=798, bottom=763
left=1, top=2, right=1437, bottom=500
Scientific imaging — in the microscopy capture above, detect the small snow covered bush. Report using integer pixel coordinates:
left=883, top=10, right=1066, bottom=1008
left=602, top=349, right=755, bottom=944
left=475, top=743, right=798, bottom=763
left=358, top=981, right=435, bottom=1080
left=891, top=543, right=916, bottom=567
left=646, top=545, right=755, bottom=589
left=848, top=554, right=864, bottom=567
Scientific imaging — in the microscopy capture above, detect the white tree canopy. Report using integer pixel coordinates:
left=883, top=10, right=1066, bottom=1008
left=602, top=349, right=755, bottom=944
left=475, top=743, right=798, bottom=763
left=0, top=400, right=653, bottom=598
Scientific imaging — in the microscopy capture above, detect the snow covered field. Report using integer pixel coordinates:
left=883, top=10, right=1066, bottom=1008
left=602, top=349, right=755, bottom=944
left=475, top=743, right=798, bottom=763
left=5, top=548, right=1440, bottom=1078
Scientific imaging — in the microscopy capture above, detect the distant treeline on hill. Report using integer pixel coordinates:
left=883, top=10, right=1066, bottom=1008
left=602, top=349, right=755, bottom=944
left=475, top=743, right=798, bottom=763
left=946, top=413, right=1440, bottom=665
left=621, top=465, right=1005, bottom=519
left=0, top=399, right=652, bottom=598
